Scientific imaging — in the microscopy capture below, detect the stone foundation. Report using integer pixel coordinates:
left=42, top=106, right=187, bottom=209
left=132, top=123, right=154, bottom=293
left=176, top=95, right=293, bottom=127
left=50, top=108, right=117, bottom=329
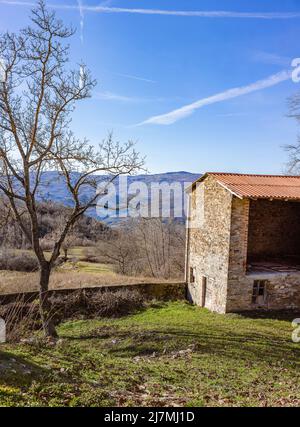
left=227, top=272, right=300, bottom=312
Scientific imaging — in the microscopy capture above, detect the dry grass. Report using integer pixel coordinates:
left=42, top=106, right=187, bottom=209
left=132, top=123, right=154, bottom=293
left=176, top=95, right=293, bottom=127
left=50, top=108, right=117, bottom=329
left=0, top=246, right=175, bottom=296
left=0, top=268, right=172, bottom=296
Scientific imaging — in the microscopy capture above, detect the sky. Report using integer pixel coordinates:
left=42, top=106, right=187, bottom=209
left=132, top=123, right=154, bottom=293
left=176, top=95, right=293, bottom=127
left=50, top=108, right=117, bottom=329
left=1, top=0, right=300, bottom=175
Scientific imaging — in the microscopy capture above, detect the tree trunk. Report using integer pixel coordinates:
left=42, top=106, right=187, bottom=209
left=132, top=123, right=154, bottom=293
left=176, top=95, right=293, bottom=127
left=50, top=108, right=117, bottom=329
left=39, top=263, right=58, bottom=338
left=63, top=248, right=68, bottom=261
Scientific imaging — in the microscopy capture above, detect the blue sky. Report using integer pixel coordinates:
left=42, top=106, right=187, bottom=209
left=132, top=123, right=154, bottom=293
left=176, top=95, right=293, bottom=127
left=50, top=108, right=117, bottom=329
left=1, top=0, right=300, bottom=174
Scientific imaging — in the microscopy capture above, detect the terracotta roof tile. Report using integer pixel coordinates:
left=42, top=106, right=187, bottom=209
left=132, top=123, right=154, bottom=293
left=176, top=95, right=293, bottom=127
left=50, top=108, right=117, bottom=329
left=199, top=173, right=300, bottom=200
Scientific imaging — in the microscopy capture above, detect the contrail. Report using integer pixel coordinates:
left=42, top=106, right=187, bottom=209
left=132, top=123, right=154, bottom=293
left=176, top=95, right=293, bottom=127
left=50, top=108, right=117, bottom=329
left=77, top=0, right=84, bottom=44
left=113, top=72, right=156, bottom=83
left=138, top=70, right=292, bottom=126
left=1, top=1, right=300, bottom=20
left=79, top=7, right=300, bottom=20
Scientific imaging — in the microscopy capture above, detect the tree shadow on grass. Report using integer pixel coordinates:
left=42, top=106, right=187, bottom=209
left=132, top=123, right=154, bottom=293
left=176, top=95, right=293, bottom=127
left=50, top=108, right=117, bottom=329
left=62, top=325, right=300, bottom=367
left=236, top=310, right=300, bottom=322
left=0, top=349, right=49, bottom=389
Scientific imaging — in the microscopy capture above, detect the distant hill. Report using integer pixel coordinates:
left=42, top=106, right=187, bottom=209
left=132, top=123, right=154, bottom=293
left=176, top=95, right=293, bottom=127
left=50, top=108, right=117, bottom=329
left=36, top=171, right=201, bottom=224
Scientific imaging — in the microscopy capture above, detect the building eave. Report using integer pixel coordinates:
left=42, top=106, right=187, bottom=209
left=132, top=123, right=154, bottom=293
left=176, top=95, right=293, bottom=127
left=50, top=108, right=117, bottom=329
left=215, top=181, right=244, bottom=199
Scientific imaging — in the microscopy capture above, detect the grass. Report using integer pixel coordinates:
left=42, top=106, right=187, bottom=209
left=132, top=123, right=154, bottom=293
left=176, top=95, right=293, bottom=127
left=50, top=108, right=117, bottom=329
left=11, top=247, right=114, bottom=274
left=0, top=301, right=299, bottom=407
left=70, top=261, right=113, bottom=274
left=13, top=246, right=95, bottom=262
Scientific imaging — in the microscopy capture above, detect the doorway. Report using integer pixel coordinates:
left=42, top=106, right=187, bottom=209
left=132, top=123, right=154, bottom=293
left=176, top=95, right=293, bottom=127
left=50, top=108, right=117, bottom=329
left=201, top=276, right=207, bottom=307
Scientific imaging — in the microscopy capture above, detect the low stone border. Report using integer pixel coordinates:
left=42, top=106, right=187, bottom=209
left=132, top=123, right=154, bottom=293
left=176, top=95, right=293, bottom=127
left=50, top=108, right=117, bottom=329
left=0, top=282, right=187, bottom=305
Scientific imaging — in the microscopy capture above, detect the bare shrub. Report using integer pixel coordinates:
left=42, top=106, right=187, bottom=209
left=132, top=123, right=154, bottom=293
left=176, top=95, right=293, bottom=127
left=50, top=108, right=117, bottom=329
left=8, top=254, right=39, bottom=273
left=0, top=251, right=39, bottom=272
left=39, top=238, right=55, bottom=252
left=0, top=288, right=144, bottom=341
left=0, top=296, right=41, bottom=342
left=91, top=289, right=144, bottom=317
left=81, top=246, right=103, bottom=264
left=49, top=288, right=144, bottom=320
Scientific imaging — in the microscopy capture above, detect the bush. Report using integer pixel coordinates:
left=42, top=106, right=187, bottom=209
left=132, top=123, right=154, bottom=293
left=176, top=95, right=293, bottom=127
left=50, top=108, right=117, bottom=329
left=50, top=288, right=144, bottom=320
left=81, top=246, right=103, bottom=264
left=39, top=238, right=54, bottom=252
left=0, top=252, right=39, bottom=272
left=0, top=288, right=145, bottom=341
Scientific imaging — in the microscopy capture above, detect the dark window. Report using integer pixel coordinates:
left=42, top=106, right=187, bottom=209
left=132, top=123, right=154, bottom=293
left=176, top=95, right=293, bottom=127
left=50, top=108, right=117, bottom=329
left=252, top=280, right=268, bottom=305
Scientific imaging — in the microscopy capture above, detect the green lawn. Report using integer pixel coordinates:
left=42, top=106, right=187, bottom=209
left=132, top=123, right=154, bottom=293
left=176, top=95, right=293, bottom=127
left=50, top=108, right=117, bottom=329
left=74, top=261, right=113, bottom=274
left=13, top=246, right=115, bottom=274
left=0, top=302, right=299, bottom=407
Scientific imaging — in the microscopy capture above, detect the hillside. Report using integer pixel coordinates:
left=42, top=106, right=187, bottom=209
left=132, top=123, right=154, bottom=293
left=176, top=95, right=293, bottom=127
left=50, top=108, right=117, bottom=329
left=36, top=171, right=201, bottom=224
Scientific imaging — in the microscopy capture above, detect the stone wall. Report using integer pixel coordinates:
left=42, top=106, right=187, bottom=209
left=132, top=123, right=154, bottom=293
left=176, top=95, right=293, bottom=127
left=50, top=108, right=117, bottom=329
left=187, top=175, right=232, bottom=313
left=226, top=197, right=250, bottom=312
left=0, top=282, right=186, bottom=305
left=259, top=273, right=300, bottom=310
left=248, top=200, right=300, bottom=258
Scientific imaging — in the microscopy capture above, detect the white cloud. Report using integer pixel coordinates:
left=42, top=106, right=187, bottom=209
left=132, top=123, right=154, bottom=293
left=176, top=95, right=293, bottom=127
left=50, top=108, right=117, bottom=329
left=251, top=51, right=291, bottom=66
left=2, top=2, right=300, bottom=20
left=138, top=70, right=292, bottom=125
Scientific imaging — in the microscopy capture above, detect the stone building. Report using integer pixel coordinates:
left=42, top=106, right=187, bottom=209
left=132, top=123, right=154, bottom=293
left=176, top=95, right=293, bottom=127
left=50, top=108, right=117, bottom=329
left=185, top=172, right=300, bottom=313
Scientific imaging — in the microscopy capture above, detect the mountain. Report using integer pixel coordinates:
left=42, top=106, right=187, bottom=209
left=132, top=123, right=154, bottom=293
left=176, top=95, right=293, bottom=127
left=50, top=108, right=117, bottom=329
left=36, top=171, right=201, bottom=225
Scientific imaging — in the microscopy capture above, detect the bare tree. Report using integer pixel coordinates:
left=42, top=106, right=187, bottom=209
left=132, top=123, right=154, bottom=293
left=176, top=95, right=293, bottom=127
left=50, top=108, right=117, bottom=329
left=134, top=218, right=185, bottom=279
left=98, top=235, right=134, bottom=275
left=0, top=1, right=144, bottom=337
left=97, top=219, right=185, bottom=279
left=42, top=213, right=78, bottom=260
left=0, top=197, right=11, bottom=230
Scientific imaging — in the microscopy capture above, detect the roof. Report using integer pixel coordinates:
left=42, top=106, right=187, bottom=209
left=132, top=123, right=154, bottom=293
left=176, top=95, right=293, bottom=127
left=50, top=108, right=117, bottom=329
left=189, top=172, right=300, bottom=200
